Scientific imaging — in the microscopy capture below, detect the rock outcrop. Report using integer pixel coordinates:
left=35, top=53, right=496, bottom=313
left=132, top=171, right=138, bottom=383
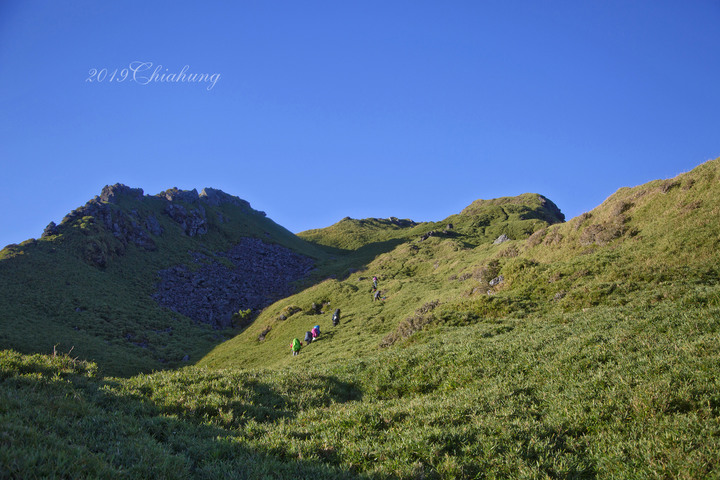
left=199, top=188, right=261, bottom=214
left=163, top=203, right=208, bottom=237
left=53, top=184, right=272, bottom=266
left=41, top=221, right=59, bottom=238
left=41, top=183, right=313, bottom=327
left=153, top=237, right=314, bottom=328
left=58, top=185, right=159, bottom=264
left=493, top=234, right=510, bottom=244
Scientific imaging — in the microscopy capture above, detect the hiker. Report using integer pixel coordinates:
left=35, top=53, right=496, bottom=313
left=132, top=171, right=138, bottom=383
left=332, top=308, right=341, bottom=326
left=290, top=338, right=302, bottom=356
left=373, top=289, right=381, bottom=301
left=304, top=330, right=313, bottom=344
left=372, top=276, right=378, bottom=291
left=311, top=325, right=320, bottom=339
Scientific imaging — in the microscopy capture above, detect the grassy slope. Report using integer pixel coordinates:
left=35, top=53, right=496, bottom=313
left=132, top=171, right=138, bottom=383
left=199, top=193, right=565, bottom=371
left=2, top=296, right=719, bottom=478
left=298, top=217, right=426, bottom=250
left=2, top=159, right=720, bottom=478
left=0, top=191, right=327, bottom=376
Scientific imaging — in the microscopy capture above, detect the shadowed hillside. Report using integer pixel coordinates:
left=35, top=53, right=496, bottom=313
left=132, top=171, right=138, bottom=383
left=0, top=184, right=325, bottom=376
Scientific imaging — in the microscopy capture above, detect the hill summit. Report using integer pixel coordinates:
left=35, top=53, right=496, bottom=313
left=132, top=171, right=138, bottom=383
left=0, top=183, right=322, bottom=375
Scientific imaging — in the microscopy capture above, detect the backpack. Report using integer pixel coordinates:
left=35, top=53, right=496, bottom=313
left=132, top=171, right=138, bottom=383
left=311, top=326, right=319, bottom=338
left=332, top=309, right=340, bottom=326
left=304, top=331, right=313, bottom=343
left=292, top=338, right=301, bottom=351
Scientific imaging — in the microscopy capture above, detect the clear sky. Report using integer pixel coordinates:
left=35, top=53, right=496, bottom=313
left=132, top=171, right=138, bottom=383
left=1, top=1, right=718, bottom=248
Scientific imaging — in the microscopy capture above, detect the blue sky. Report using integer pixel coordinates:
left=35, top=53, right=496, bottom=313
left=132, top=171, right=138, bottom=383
left=1, top=1, right=718, bottom=248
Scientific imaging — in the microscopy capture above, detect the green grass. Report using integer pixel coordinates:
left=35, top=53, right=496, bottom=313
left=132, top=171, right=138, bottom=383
left=2, top=159, right=720, bottom=477
left=3, top=295, right=719, bottom=478
left=0, top=191, right=329, bottom=376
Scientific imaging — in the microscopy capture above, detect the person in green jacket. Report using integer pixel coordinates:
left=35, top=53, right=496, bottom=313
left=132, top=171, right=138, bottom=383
left=291, top=338, right=302, bottom=356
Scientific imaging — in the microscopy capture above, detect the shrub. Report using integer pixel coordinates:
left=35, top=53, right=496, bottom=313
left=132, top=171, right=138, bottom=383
left=379, top=301, right=440, bottom=347
left=526, top=228, right=546, bottom=247
left=611, top=201, right=634, bottom=216
left=542, top=227, right=564, bottom=246
left=579, top=221, right=625, bottom=246
left=232, top=309, right=253, bottom=328
left=660, top=179, right=680, bottom=193
left=572, top=212, right=593, bottom=231
left=472, top=260, right=500, bottom=284
left=497, top=245, right=519, bottom=258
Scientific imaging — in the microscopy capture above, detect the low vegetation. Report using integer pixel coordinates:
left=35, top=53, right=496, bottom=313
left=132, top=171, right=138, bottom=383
left=2, top=158, right=720, bottom=478
left=3, top=292, right=719, bottom=478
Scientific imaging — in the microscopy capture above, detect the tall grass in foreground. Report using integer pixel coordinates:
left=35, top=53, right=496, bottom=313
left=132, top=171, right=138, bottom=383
left=3, top=294, right=719, bottom=479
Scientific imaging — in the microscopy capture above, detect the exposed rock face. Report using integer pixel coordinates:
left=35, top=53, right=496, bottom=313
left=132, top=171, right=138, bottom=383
left=152, top=237, right=314, bottom=328
left=100, top=184, right=144, bottom=203
left=420, top=231, right=436, bottom=241
left=145, top=215, right=163, bottom=236
left=41, top=221, right=59, bottom=238
left=489, top=275, right=504, bottom=287
left=164, top=203, right=208, bottom=237
left=54, top=184, right=271, bottom=266
left=493, top=234, right=510, bottom=244
left=199, top=188, right=267, bottom=215
left=387, top=217, right=416, bottom=228
left=159, top=187, right=200, bottom=204
left=49, top=183, right=313, bottom=327
left=58, top=185, right=160, bottom=263
left=92, top=206, right=157, bottom=250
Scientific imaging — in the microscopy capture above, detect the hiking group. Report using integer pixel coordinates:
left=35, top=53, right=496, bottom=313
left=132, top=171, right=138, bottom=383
left=289, top=308, right=340, bottom=356
left=291, top=276, right=383, bottom=355
left=371, top=275, right=385, bottom=302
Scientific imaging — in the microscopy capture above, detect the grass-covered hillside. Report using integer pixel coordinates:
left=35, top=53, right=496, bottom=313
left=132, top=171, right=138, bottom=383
left=2, top=158, right=720, bottom=478
left=0, top=185, right=326, bottom=376
left=202, top=192, right=566, bottom=370
left=200, top=156, right=720, bottom=372
left=3, top=292, right=719, bottom=478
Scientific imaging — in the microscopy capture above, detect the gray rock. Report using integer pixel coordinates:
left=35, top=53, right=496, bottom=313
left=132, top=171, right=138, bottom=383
left=164, top=203, right=208, bottom=236
left=160, top=188, right=199, bottom=204
left=493, top=234, right=510, bottom=245
left=199, top=188, right=251, bottom=208
left=152, top=238, right=314, bottom=328
left=145, top=215, right=163, bottom=236
left=489, top=275, right=504, bottom=287
left=41, top=221, right=59, bottom=238
left=100, top=184, right=144, bottom=203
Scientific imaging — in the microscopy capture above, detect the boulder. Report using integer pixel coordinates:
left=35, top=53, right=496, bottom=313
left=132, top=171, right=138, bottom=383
left=493, top=234, right=510, bottom=245
left=489, top=275, right=504, bottom=287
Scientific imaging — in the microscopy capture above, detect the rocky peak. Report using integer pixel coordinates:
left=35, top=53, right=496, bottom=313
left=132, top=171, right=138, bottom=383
left=158, top=188, right=200, bottom=204
left=200, top=188, right=241, bottom=206
left=100, top=184, right=144, bottom=203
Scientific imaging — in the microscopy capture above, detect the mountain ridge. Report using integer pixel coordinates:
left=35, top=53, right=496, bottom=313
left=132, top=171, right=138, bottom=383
left=0, top=182, right=566, bottom=375
left=200, top=157, right=720, bottom=370
left=3, top=157, right=720, bottom=478
left=3, top=158, right=720, bottom=375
